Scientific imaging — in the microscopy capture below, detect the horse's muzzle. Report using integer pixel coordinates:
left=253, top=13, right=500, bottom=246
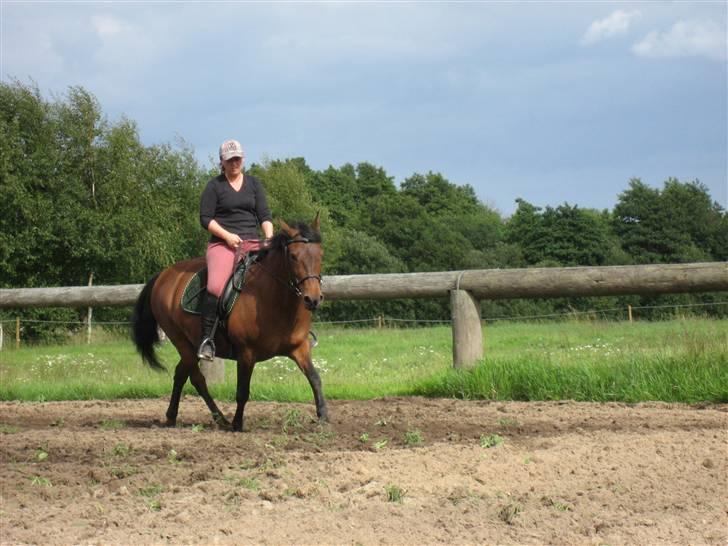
left=303, top=295, right=322, bottom=311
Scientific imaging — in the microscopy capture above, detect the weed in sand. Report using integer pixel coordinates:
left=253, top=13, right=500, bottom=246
left=404, top=429, right=424, bottom=446
left=107, top=464, right=137, bottom=479
left=373, top=438, right=388, bottom=450
left=30, top=476, right=52, bottom=487
left=138, top=484, right=163, bottom=497
left=0, top=424, right=19, bottom=434
left=385, top=484, right=406, bottom=503
left=358, top=432, right=370, bottom=443
left=480, top=434, right=504, bottom=448
left=238, top=477, right=260, bottom=491
left=498, top=502, right=522, bottom=524
left=35, top=448, right=49, bottom=462
left=112, top=443, right=130, bottom=457
left=282, top=408, right=303, bottom=433
left=498, top=418, right=520, bottom=427
left=167, top=449, right=181, bottom=464
left=100, top=419, right=125, bottom=430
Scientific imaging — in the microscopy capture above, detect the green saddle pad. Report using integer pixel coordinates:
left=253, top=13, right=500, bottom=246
left=180, top=269, right=208, bottom=315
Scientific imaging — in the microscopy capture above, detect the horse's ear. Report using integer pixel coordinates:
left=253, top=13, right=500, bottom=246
left=312, top=211, right=320, bottom=231
left=279, top=219, right=294, bottom=236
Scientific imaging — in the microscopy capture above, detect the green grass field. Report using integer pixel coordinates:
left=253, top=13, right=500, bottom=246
left=0, top=318, right=726, bottom=403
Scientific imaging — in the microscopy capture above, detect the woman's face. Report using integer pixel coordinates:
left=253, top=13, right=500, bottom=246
left=223, top=156, right=243, bottom=177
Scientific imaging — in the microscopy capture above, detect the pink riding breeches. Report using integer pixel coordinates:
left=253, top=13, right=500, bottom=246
left=205, top=240, right=262, bottom=297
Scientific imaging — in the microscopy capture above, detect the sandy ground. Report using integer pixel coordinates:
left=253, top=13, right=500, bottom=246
left=0, top=397, right=726, bottom=545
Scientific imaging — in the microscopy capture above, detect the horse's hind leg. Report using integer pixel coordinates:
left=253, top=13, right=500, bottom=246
left=165, top=360, right=190, bottom=427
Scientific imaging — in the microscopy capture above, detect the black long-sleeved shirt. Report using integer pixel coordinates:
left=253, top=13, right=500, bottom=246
left=199, top=173, right=272, bottom=243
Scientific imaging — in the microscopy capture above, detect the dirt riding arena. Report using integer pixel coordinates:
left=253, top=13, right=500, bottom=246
left=1, top=397, right=726, bottom=545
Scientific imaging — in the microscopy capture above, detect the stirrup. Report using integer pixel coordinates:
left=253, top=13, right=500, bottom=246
left=197, top=337, right=216, bottom=361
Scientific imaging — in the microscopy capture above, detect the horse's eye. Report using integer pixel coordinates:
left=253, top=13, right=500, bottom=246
left=290, top=254, right=298, bottom=262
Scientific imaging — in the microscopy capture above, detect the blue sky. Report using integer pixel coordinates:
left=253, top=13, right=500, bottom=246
left=2, top=1, right=726, bottom=215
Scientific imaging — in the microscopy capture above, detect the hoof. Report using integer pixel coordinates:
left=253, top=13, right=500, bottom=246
left=212, top=412, right=231, bottom=429
left=164, top=418, right=177, bottom=428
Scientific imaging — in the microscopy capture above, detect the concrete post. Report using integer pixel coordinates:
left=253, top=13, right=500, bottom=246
left=450, top=289, right=483, bottom=369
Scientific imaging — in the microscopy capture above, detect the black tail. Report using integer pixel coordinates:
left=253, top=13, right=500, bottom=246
left=131, top=274, right=165, bottom=371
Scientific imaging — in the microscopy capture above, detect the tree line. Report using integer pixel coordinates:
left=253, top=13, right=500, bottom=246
left=2, top=82, right=726, bottom=340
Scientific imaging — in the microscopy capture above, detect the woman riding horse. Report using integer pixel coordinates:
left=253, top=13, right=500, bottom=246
left=132, top=215, right=327, bottom=432
left=198, top=139, right=274, bottom=361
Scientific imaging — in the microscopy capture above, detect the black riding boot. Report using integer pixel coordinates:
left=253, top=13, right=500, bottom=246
left=197, top=291, right=219, bottom=361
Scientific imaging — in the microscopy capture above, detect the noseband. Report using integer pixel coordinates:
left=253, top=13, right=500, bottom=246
left=284, top=237, right=323, bottom=298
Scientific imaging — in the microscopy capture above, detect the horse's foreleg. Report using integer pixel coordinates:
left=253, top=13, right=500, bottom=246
left=232, top=358, right=254, bottom=432
left=189, top=363, right=230, bottom=428
left=292, top=347, right=328, bottom=422
left=165, top=360, right=190, bottom=427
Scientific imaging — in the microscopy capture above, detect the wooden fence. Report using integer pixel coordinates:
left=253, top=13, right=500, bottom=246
left=1, top=262, right=726, bottom=367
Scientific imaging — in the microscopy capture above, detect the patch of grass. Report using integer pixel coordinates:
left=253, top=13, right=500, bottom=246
left=385, top=484, right=406, bottom=503
left=1, top=319, right=726, bottom=403
left=100, top=419, right=125, bottom=430
left=306, top=426, right=336, bottom=446
left=498, top=502, right=522, bottom=524
left=138, top=484, right=163, bottom=497
left=30, top=476, right=52, bottom=487
left=373, top=438, right=388, bottom=450
left=107, top=464, right=137, bottom=479
left=191, top=424, right=204, bottom=432
left=238, top=477, right=260, bottom=491
left=112, top=442, right=130, bottom=457
left=0, top=424, right=20, bottom=434
left=148, top=499, right=161, bottom=512
left=35, top=448, right=49, bottom=462
left=404, top=429, right=424, bottom=446
left=480, top=434, right=504, bottom=448
left=167, top=449, right=180, bottom=464
left=282, top=408, right=303, bottom=433
left=358, top=432, right=369, bottom=443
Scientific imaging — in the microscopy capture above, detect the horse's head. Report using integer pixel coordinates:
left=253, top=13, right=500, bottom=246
left=279, top=213, right=324, bottom=311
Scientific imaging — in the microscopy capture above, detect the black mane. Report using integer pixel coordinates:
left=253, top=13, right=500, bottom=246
left=258, top=221, right=322, bottom=259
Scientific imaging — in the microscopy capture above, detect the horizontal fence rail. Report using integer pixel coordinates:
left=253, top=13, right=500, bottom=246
left=1, top=262, right=726, bottom=309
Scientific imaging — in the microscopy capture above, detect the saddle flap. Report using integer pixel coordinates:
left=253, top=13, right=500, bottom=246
left=181, top=253, right=260, bottom=317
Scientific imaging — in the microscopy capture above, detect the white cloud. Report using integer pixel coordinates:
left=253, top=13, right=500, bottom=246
left=581, top=10, right=641, bottom=45
left=633, top=20, right=727, bottom=61
left=92, top=15, right=129, bottom=38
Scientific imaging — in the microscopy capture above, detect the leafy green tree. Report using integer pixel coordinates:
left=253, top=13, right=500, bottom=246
left=613, top=178, right=726, bottom=263
left=0, top=81, right=210, bottom=339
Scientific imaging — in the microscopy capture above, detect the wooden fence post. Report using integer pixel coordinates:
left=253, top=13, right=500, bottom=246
left=628, top=304, right=633, bottom=323
left=16, top=317, right=20, bottom=349
left=450, top=289, right=483, bottom=369
left=86, top=272, right=94, bottom=345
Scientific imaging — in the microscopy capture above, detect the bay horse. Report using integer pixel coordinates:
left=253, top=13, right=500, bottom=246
left=131, top=215, right=327, bottom=432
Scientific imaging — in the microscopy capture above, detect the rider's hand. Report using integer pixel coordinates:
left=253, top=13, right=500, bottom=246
left=226, top=233, right=242, bottom=249
left=261, top=238, right=272, bottom=249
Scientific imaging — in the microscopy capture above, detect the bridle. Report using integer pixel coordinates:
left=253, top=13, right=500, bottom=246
left=283, top=237, right=323, bottom=297
left=254, top=236, right=322, bottom=298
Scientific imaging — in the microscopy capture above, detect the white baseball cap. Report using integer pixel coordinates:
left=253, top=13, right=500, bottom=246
left=219, top=139, right=244, bottom=161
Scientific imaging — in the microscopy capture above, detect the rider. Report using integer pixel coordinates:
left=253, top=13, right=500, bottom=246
left=197, top=139, right=274, bottom=360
